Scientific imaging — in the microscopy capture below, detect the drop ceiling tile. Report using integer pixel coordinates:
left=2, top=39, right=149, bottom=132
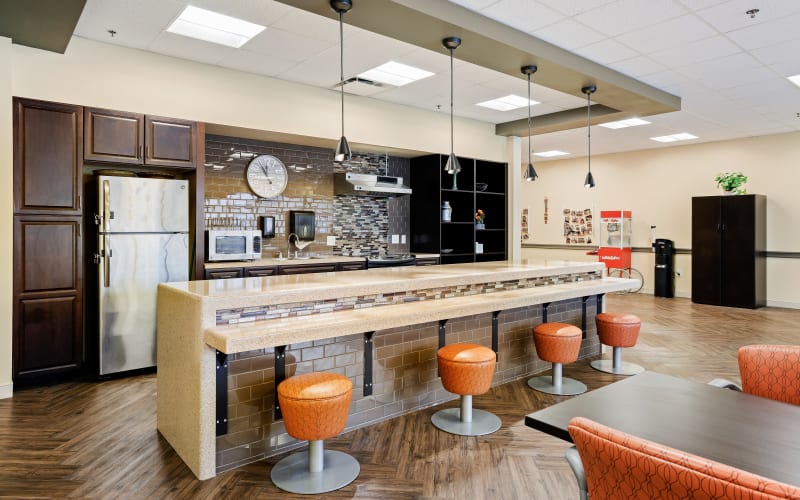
left=609, top=56, right=666, bottom=78
left=343, top=33, right=421, bottom=76
left=574, top=1, right=687, bottom=37
left=693, top=0, right=800, bottom=33
left=189, top=0, right=293, bottom=28
left=74, top=0, right=185, bottom=50
left=750, top=38, right=800, bottom=66
left=675, top=0, right=728, bottom=9
left=648, top=35, right=741, bottom=68
left=480, top=0, right=567, bottom=34
left=725, top=13, right=800, bottom=50
left=572, top=38, right=639, bottom=65
left=148, top=31, right=235, bottom=65
left=718, top=78, right=800, bottom=103
left=617, top=15, right=717, bottom=54
left=531, top=19, right=606, bottom=51
left=243, top=27, right=330, bottom=61
left=536, top=0, right=616, bottom=17
left=269, top=8, right=342, bottom=44
left=448, top=0, right=502, bottom=10
left=769, top=60, right=800, bottom=78
left=217, top=48, right=299, bottom=77
left=275, top=46, right=342, bottom=87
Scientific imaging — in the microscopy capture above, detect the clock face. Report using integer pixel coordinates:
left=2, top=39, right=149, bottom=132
left=246, top=155, right=288, bottom=198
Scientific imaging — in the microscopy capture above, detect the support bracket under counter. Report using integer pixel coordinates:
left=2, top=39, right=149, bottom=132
left=216, top=351, right=228, bottom=436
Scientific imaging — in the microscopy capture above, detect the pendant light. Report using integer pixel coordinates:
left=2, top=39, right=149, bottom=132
left=331, top=0, right=352, bottom=164
left=442, top=37, right=462, bottom=182
left=521, top=65, right=538, bottom=182
left=582, top=85, right=597, bottom=189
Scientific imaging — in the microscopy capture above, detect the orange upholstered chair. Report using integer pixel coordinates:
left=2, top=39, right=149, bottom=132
left=591, top=312, right=644, bottom=375
left=529, top=323, right=587, bottom=395
left=567, top=416, right=800, bottom=500
left=738, top=345, right=800, bottom=405
left=270, top=372, right=359, bottom=494
left=432, top=343, right=501, bottom=436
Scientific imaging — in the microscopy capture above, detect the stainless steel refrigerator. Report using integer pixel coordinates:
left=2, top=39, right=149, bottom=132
left=96, top=175, right=189, bottom=375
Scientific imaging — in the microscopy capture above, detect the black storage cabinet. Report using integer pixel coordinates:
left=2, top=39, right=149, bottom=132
left=654, top=239, right=675, bottom=298
left=691, top=195, right=766, bottom=308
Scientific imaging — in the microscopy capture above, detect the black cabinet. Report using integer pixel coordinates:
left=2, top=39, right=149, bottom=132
left=410, top=154, right=507, bottom=264
left=691, top=195, right=766, bottom=308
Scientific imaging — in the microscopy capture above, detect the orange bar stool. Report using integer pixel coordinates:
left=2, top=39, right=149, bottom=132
left=270, top=372, right=359, bottom=494
left=432, top=343, right=502, bottom=436
left=529, top=323, right=587, bottom=395
left=591, top=313, right=645, bottom=376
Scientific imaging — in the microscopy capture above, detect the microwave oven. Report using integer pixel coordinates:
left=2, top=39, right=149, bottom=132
left=205, top=230, right=262, bottom=261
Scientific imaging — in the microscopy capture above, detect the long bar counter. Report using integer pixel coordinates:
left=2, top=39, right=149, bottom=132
left=156, top=260, right=636, bottom=479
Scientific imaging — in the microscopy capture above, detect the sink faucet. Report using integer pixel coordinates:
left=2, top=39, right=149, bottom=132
left=287, top=233, right=298, bottom=258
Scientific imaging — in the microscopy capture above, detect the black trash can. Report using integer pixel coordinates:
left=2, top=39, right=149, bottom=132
left=654, top=239, right=675, bottom=298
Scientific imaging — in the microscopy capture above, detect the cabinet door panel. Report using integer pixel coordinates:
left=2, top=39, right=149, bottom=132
left=245, top=267, right=278, bottom=277
left=279, top=264, right=337, bottom=275
left=338, top=262, right=367, bottom=271
left=17, top=219, right=80, bottom=293
left=205, top=268, right=244, bottom=280
left=145, top=116, right=196, bottom=168
left=691, top=197, right=722, bottom=305
left=13, top=99, right=82, bottom=214
left=16, top=295, right=82, bottom=375
left=721, top=196, right=756, bottom=307
left=84, top=108, right=143, bottom=164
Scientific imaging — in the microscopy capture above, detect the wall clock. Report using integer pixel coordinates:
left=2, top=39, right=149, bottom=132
left=246, top=154, right=288, bottom=198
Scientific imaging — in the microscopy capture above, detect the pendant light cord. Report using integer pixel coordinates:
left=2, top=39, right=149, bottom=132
left=339, top=10, right=345, bottom=138
left=527, top=73, right=532, bottom=166
left=449, top=47, right=454, bottom=157
left=586, top=90, right=591, bottom=174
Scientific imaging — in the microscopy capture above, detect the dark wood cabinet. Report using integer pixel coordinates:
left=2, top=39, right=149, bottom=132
left=410, top=154, right=507, bottom=264
left=13, top=216, right=83, bottom=381
left=279, top=263, right=338, bottom=275
left=415, top=257, right=440, bottom=266
left=338, top=261, right=367, bottom=271
left=84, top=108, right=196, bottom=168
left=691, top=195, right=766, bottom=309
left=245, top=266, right=278, bottom=277
left=204, top=268, right=244, bottom=280
left=13, top=98, right=83, bottom=215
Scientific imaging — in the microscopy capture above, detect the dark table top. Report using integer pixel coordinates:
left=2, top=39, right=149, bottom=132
left=525, top=371, right=800, bottom=486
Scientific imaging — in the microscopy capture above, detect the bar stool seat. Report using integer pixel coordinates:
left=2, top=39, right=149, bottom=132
left=432, top=343, right=501, bottom=436
left=529, top=323, right=587, bottom=396
left=271, top=372, right=359, bottom=494
left=591, top=313, right=645, bottom=376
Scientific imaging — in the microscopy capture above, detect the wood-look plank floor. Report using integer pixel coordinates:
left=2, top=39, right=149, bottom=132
left=2, top=294, right=799, bottom=499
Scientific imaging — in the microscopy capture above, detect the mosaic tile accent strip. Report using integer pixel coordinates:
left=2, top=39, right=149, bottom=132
left=215, top=271, right=602, bottom=325
left=215, top=297, right=597, bottom=474
left=204, top=135, right=410, bottom=258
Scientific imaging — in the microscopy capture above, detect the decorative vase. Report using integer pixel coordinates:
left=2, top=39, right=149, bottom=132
left=476, top=223, right=485, bottom=230
left=722, top=189, right=736, bottom=196
left=441, top=201, right=452, bottom=222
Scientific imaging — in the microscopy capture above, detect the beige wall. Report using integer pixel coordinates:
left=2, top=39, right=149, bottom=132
left=521, top=132, right=800, bottom=307
left=1, top=37, right=13, bottom=397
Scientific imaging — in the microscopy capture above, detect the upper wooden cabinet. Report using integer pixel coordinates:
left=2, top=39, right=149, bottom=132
left=84, top=107, right=197, bottom=169
left=13, top=98, right=83, bottom=215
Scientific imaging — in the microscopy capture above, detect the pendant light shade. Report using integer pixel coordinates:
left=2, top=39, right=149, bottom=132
left=582, top=85, right=596, bottom=189
left=442, top=37, right=462, bottom=176
left=521, top=64, right=538, bottom=182
left=331, top=0, right=352, bottom=164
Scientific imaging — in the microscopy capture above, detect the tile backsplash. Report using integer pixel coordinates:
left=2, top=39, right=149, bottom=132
left=204, top=135, right=410, bottom=257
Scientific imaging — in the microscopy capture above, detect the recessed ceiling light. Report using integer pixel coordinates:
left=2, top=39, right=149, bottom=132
left=788, top=74, right=800, bottom=87
left=534, top=150, right=569, bottom=157
left=166, top=5, right=265, bottom=48
left=599, top=118, right=651, bottom=129
left=357, top=61, right=434, bottom=87
left=650, top=133, right=698, bottom=143
left=476, top=95, right=538, bottom=112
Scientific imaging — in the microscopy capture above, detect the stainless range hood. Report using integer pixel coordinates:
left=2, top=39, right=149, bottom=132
left=334, top=172, right=412, bottom=196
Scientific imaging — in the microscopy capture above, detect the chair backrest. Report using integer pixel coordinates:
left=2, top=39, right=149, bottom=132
left=738, top=345, right=800, bottom=405
left=568, top=416, right=800, bottom=500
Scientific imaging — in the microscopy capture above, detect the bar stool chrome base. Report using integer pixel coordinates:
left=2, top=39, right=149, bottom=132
left=527, top=375, right=587, bottom=396
left=431, top=407, right=501, bottom=436
left=590, top=359, right=645, bottom=376
left=271, top=449, right=360, bottom=494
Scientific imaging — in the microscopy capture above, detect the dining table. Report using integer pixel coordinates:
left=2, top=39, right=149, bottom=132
left=525, top=371, right=800, bottom=486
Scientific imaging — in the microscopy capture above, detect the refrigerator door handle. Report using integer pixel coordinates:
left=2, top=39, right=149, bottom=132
left=103, top=180, right=111, bottom=230
left=103, top=235, right=111, bottom=288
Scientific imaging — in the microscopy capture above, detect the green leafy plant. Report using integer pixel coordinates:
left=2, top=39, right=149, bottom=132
left=715, top=172, right=748, bottom=194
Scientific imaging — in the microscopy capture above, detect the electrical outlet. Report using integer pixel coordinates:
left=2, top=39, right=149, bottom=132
left=401, top=235, right=406, bottom=244
left=326, top=236, right=336, bottom=246
left=391, top=234, right=399, bottom=244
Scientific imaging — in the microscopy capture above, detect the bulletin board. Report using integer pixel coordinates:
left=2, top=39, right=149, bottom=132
left=563, top=208, right=593, bottom=245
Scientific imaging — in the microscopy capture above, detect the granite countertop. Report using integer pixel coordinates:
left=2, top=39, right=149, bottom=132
left=163, top=259, right=606, bottom=308
left=205, top=253, right=441, bottom=269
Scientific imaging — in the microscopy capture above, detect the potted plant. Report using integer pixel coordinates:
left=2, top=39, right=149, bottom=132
left=475, top=209, right=485, bottom=229
left=715, top=172, right=747, bottom=195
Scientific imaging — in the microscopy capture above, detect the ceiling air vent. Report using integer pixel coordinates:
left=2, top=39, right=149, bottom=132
left=334, top=77, right=385, bottom=96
